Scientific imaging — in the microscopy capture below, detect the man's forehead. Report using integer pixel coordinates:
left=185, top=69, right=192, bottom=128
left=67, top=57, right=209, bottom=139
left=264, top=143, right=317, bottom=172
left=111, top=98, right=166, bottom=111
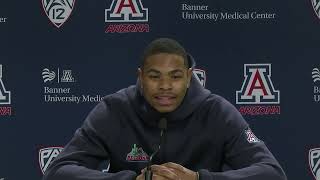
left=145, top=68, right=185, bottom=74
left=143, top=53, right=186, bottom=69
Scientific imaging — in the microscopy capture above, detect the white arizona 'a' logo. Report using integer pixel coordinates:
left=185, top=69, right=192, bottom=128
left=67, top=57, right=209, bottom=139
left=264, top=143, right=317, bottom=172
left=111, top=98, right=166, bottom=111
left=61, top=70, right=75, bottom=82
left=0, top=65, right=11, bottom=105
left=39, top=147, right=63, bottom=174
left=193, top=69, right=206, bottom=87
left=236, top=64, right=280, bottom=104
left=105, top=0, right=148, bottom=22
left=42, top=0, right=75, bottom=28
left=309, top=148, right=320, bottom=180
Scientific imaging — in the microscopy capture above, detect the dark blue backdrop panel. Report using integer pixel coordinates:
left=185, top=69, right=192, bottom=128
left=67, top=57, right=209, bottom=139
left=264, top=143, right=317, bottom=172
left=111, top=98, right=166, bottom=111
left=1, top=0, right=320, bottom=180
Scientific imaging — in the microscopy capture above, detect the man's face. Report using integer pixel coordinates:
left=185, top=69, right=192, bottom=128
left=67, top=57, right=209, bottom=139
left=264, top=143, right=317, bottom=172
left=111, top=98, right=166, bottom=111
left=139, top=53, right=192, bottom=113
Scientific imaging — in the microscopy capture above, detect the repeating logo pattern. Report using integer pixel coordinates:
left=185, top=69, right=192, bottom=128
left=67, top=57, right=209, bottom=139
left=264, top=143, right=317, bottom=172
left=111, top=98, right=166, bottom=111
left=236, top=64, right=280, bottom=104
left=42, top=0, right=75, bottom=28
left=39, top=147, right=63, bottom=174
left=309, top=148, right=320, bottom=180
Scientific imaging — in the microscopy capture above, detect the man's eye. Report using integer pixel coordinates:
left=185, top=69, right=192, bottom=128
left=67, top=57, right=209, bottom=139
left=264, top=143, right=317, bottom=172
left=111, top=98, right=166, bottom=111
left=172, top=75, right=182, bottom=79
left=149, top=75, right=159, bottom=79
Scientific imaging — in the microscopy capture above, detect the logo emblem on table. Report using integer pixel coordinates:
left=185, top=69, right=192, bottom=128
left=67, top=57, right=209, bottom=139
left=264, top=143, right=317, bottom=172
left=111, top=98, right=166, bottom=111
left=42, top=0, right=75, bottom=28
left=309, top=148, right=320, bottom=180
left=39, top=147, right=63, bottom=174
left=126, top=144, right=149, bottom=162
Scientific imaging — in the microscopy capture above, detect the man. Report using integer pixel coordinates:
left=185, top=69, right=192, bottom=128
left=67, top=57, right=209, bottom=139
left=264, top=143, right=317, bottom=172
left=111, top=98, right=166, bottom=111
left=43, top=38, right=287, bottom=180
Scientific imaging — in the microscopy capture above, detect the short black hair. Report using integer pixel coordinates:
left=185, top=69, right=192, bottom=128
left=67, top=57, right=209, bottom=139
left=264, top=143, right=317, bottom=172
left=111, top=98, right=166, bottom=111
left=141, top=38, right=188, bottom=68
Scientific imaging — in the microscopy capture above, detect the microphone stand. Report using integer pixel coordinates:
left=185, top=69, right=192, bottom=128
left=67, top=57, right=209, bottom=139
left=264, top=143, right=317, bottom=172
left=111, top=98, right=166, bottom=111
left=145, top=118, right=167, bottom=180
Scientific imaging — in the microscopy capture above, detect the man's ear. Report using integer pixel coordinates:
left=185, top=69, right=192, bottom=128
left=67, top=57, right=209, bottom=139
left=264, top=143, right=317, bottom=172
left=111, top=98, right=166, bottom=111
left=138, top=68, right=143, bottom=89
left=187, top=68, right=192, bottom=88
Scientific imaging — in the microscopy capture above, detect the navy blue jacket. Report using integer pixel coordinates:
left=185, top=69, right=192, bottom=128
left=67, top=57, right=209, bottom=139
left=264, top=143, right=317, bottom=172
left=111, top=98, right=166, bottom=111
left=43, top=71, right=287, bottom=180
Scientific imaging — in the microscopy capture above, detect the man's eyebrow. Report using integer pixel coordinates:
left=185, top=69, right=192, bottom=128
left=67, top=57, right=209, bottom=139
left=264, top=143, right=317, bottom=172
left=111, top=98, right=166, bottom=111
left=146, top=69, right=161, bottom=74
left=169, top=69, right=184, bottom=74
left=145, top=69, right=184, bottom=74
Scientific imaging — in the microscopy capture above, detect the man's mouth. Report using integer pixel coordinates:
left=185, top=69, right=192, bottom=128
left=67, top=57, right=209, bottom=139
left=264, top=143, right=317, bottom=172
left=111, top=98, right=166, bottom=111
left=154, top=94, right=176, bottom=106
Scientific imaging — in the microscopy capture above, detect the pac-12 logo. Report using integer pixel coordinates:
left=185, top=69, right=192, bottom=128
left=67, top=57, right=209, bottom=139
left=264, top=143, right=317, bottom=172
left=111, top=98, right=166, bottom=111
left=309, top=148, right=320, bottom=180
left=42, top=0, right=75, bottom=28
left=0, top=65, right=11, bottom=105
left=39, top=147, right=63, bottom=174
left=236, top=64, right=280, bottom=104
left=105, top=0, right=148, bottom=22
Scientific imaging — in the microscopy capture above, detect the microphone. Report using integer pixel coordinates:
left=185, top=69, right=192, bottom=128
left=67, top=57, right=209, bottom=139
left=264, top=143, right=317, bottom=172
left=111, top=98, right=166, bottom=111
left=145, top=118, right=167, bottom=180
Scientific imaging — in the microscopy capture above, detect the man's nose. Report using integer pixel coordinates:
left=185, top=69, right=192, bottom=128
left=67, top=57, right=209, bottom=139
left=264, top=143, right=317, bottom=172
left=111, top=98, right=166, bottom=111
left=159, top=77, right=172, bottom=90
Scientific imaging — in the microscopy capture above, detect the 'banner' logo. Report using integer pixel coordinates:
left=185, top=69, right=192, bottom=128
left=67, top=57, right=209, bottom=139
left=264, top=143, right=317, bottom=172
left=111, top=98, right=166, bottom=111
left=39, top=147, right=63, bottom=174
left=0, top=65, right=11, bottom=105
left=42, top=0, right=75, bottom=28
left=312, top=68, right=320, bottom=83
left=236, top=64, right=280, bottom=104
left=42, top=68, right=75, bottom=83
left=42, top=68, right=56, bottom=83
left=105, top=0, right=148, bottom=22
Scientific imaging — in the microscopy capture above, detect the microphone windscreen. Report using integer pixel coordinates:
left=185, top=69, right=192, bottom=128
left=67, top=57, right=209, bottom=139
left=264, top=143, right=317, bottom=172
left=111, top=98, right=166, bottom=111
left=158, top=118, right=167, bottom=130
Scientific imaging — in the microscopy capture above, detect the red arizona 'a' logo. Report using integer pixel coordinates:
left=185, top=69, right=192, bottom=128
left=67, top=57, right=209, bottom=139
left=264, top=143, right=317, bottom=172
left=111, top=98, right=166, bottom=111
left=236, top=64, right=280, bottom=104
left=105, top=0, right=148, bottom=22
left=0, top=65, right=11, bottom=105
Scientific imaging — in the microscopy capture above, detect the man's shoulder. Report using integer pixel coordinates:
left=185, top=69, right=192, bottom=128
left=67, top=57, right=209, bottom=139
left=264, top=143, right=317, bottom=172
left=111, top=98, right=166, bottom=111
left=101, top=85, right=136, bottom=105
left=204, top=93, right=231, bottom=107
